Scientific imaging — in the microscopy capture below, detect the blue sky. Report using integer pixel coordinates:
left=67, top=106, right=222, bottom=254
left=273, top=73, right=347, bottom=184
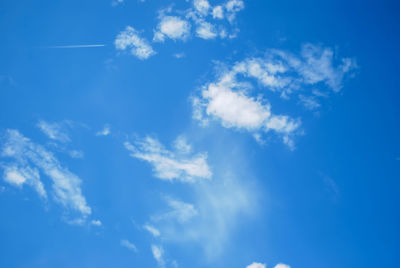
left=0, top=0, right=399, bottom=267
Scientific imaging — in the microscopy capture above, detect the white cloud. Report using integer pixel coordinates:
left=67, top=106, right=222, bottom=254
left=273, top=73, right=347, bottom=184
left=298, top=44, right=356, bottom=92
left=124, top=135, right=212, bottom=182
left=202, top=83, right=272, bottom=130
left=173, top=135, right=192, bottom=154
left=192, top=44, right=356, bottom=147
left=150, top=0, right=245, bottom=45
left=173, top=52, right=186, bottom=59
left=69, top=150, right=84, bottom=159
left=1, top=129, right=92, bottom=221
left=225, top=0, right=245, bottom=12
left=96, top=125, right=111, bottom=136
left=153, top=197, right=198, bottom=224
left=246, top=263, right=290, bottom=268
left=37, top=120, right=70, bottom=143
left=115, top=26, right=156, bottom=60
left=212, top=6, right=224, bottom=19
left=144, top=224, right=161, bottom=237
left=192, top=71, right=300, bottom=147
left=2, top=165, right=47, bottom=198
left=151, top=245, right=165, bottom=267
left=193, top=0, right=211, bottom=16
left=153, top=16, right=191, bottom=42
left=298, top=94, right=320, bottom=110
left=121, top=239, right=138, bottom=252
left=274, top=264, right=291, bottom=268
left=90, top=219, right=102, bottom=226
left=111, top=0, right=124, bottom=6
left=246, top=263, right=266, bottom=268
left=149, top=172, right=257, bottom=257
left=270, top=44, right=357, bottom=93
left=196, top=21, right=218, bottom=39
left=225, top=0, right=245, bottom=22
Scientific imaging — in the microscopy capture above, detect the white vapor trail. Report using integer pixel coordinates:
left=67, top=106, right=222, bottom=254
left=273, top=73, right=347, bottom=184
left=44, top=44, right=106, bottom=48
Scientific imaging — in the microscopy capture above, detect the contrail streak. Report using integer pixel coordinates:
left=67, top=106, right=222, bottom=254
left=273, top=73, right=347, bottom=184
left=44, top=44, right=106, bottom=48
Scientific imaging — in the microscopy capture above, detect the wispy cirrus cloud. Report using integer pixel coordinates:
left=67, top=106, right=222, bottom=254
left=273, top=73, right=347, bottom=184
left=152, top=196, right=198, bottom=224
left=124, top=135, right=212, bottom=182
left=147, top=172, right=257, bottom=258
left=0, top=129, right=93, bottom=223
left=143, top=224, right=161, bottom=237
left=96, top=124, right=111, bottom=136
left=151, top=244, right=165, bottom=267
left=121, top=239, right=138, bottom=253
left=37, top=120, right=71, bottom=143
left=2, top=164, right=47, bottom=198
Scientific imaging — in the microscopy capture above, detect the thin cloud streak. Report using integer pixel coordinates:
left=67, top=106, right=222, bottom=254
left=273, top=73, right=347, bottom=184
left=43, top=44, right=106, bottom=49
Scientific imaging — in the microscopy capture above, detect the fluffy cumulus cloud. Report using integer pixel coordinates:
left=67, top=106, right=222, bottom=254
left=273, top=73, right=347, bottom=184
left=115, top=26, right=156, bottom=60
left=193, top=0, right=211, bottom=16
left=192, top=69, right=300, bottom=148
left=195, top=21, right=218, bottom=39
left=0, top=129, right=92, bottom=223
left=192, top=43, right=356, bottom=147
left=153, top=16, right=191, bottom=42
left=124, top=135, right=212, bottom=182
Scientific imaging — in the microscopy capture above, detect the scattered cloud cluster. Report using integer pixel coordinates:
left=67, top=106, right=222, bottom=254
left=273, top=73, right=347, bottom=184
left=114, top=0, right=245, bottom=59
left=115, top=26, right=156, bottom=60
left=124, top=135, right=212, bottom=182
left=192, top=43, right=356, bottom=147
left=0, top=129, right=93, bottom=223
left=155, top=0, right=244, bottom=42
